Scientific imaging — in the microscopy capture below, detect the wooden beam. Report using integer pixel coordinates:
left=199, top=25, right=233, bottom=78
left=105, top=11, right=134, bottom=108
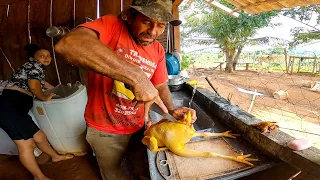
left=172, top=1, right=181, bottom=53
left=123, top=0, right=133, bottom=10
left=233, top=0, right=281, bottom=12
left=204, top=0, right=239, bottom=17
left=173, top=0, right=184, bottom=6
left=0, top=0, right=23, bottom=6
left=290, top=56, right=319, bottom=59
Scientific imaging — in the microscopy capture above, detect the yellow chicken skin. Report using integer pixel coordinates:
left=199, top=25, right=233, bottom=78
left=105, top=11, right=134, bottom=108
left=142, top=111, right=258, bottom=166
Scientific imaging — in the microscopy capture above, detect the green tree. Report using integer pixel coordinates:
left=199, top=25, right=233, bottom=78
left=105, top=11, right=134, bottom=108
left=282, top=5, right=320, bottom=47
left=181, top=0, right=278, bottom=72
left=180, top=53, right=194, bottom=70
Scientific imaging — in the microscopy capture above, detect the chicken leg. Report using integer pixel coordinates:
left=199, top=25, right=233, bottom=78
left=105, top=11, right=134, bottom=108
left=169, top=145, right=258, bottom=166
left=193, top=131, right=240, bottom=139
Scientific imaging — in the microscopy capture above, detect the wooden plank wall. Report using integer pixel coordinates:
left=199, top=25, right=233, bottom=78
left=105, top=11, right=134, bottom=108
left=100, top=0, right=121, bottom=16
left=51, top=0, right=79, bottom=84
left=75, top=0, right=97, bottom=87
left=0, top=5, right=13, bottom=79
left=0, top=0, right=170, bottom=85
left=0, top=0, right=97, bottom=86
left=0, top=0, right=29, bottom=80
left=30, top=0, right=57, bottom=84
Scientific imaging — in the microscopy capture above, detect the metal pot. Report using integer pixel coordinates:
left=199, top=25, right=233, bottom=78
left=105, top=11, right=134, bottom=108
left=167, top=75, right=185, bottom=91
left=167, top=75, right=185, bottom=85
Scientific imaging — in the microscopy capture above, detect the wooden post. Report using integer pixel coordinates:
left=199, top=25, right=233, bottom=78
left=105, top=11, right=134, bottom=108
left=100, top=0, right=121, bottom=16
left=313, top=57, right=317, bottom=74
left=248, top=89, right=257, bottom=113
left=288, top=56, right=291, bottom=73
left=123, top=0, right=133, bottom=10
left=172, top=0, right=183, bottom=53
left=317, top=59, right=319, bottom=74
left=297, top=57, right=301, bottom=73
left=290, top=56, right=295, bottom=74
left=284, top=48, right=288, bottom=73
left=245, top=63, right=249, bottom=71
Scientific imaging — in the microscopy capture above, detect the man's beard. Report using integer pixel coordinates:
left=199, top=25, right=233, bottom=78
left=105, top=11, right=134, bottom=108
left=136, top=32, right=156, bottom=46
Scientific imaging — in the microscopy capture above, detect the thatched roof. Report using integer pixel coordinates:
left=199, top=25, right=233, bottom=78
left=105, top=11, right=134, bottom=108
left=226, top=0, right=320, bottom=14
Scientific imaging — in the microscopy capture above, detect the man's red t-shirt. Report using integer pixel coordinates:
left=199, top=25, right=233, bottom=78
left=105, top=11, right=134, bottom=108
left=80, top=15, right=168, bottom=134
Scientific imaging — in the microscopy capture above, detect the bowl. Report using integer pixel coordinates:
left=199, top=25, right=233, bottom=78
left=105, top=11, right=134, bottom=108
left=168, top=75, right=185, bottom=86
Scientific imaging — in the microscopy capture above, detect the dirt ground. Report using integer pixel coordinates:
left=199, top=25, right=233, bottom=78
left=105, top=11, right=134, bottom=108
left=191, top=68, right=320, bottom=148
left=192, top=69, right=320, bottom=121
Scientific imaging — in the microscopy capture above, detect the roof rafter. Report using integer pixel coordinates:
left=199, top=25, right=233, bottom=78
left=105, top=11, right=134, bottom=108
left=203, top=0, right=240, bottom=17
left=233, top=0, right=282, bottom=12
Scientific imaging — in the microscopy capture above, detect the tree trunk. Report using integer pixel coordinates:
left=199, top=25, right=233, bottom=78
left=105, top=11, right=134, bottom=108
left=232, top=46, right=243, bottom=71
left=225, top=48, right=235, bottom=73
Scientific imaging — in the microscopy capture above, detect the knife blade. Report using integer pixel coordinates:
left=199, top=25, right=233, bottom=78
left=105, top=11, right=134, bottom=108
left=150, top=104, right=177, bottom=121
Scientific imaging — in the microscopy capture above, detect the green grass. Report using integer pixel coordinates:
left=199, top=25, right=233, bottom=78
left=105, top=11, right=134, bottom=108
left=181, top=52, right=318, bottom=73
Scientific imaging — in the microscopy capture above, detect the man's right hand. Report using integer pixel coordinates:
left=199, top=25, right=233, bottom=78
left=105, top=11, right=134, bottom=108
left=133, top=79, right=168, bottom=120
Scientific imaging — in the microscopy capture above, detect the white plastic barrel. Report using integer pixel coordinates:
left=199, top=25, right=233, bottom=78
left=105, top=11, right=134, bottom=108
left=0, top=128, right=18, bottom=155
left=32, top=84, right=88, bottom=156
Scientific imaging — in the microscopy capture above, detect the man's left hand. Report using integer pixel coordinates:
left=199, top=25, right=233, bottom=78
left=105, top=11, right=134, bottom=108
left=170, top=107, right=197, bottom=123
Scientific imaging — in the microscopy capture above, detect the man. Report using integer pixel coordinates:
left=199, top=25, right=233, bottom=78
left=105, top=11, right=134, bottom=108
left=55, top=0, right=196, bottom=179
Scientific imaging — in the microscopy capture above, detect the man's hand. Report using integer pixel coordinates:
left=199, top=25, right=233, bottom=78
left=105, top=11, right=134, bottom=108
left=170, top=107, right=197, bottom=123
left=133, top=78, right=168, bottom=119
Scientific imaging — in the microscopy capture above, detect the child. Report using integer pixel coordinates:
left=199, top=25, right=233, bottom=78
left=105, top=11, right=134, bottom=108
left=0, top=44, right=73, bottom=180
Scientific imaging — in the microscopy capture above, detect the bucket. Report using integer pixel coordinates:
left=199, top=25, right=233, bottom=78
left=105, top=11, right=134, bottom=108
left=166, top=53, right=180, bottom=75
